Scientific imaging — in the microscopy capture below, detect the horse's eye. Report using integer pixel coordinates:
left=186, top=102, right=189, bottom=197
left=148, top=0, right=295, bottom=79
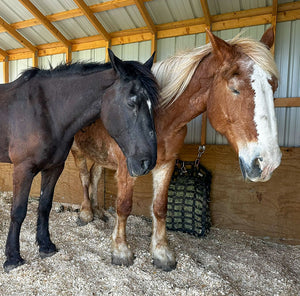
left=128, top=95, right=137, bottom=108
left=229, top=87, right=240, bottom=95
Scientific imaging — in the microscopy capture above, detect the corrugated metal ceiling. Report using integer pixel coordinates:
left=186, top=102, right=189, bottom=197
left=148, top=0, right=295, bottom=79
left=0, top=0, right=298, bottom=51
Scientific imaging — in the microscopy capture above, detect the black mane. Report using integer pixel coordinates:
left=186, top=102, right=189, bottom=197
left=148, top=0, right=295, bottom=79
left=20, top=61, right=112, bottom=81
left=121, top=60, right=160, bottom=109
left=20, top=60, right=159, bottom=109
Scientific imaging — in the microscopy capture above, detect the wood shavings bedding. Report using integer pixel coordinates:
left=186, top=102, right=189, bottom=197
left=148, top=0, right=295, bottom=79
left=0, top=192, right=299, bottom=296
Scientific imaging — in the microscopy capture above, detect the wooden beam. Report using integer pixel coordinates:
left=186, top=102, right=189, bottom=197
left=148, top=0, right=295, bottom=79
left=1, top=1, right=298, bottom=35
left=151, top=33, right=157, bottom=62
left=0, top=16, right=37, bottom=52
left=274, top=97, right=300, bottom=107
left=0, top=0, right=153, bottom=33
left=1, top=4, right=299, bottom=62
left=134, top=0, right=156, bottom=34
left=271, top=0, right=278, bottom=55
left=72, top=0, right=110, bottom=41
left=18, top=0, right=71, bottom=48
left=66, top=46, right=72, bottom=63
left=200, top=0, right=211, bottom=27
left=105, top=41, right=111, bottom=62
left=3, top=56, right=9, bottom=83
left=0, top=48, right=8, bottom=58
left=199, top=0, right=211, bottom=145
left=32, top=50, right=38, bottom=67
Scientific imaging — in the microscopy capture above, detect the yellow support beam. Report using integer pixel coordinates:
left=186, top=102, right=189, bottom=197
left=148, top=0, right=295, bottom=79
left=3, top=56, right=9, bottom=83
left=271, top=0, right=278, bottom=55
left=134, top=0, right=156, bottom=34
left=199, top=0, right=211, bottom=146
left=18, top=0, right=71, bottom=48
left=0, top=16, right=37, bottom=53
left=0, top=3, right=299, bottom=63
left=73, top=0, right=110, bottom=42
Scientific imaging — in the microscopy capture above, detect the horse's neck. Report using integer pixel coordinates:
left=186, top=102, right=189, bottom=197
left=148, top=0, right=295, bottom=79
left=156, top=57, right=212, bottom=136
left=49, top=69, right=116, bottom=140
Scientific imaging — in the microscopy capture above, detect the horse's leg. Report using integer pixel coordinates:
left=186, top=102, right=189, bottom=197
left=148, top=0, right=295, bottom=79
left=89, top=163, right=107, bottom=221
left=111, top=164, right=136, bottom=266
left=72, top=146, right=93, bottom=224
left=36, top=163, right=64, bottom=258
left=151, top=161, right=177, bottom=271
left=4, top=163, right=35, bottom=272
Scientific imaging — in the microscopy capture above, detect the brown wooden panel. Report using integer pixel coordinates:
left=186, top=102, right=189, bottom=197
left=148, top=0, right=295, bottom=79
left=0, top=154, right=105, bottom=207
left=0, top=146, right=299, bottom=242
left=103, top=145, right=300, bottom=242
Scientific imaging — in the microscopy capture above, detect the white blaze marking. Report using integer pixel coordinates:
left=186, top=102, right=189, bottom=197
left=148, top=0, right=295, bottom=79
left=147, top=98, right=152, bottom=112
left=238, top=63, right=281, bottom=181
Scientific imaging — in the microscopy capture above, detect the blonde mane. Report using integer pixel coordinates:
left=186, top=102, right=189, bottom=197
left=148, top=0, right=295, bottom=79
left=152, top=36, right=279, bottom=109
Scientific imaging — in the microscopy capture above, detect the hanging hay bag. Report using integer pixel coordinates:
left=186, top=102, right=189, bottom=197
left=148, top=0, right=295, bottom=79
left=167, top=160, right=212, bottom=237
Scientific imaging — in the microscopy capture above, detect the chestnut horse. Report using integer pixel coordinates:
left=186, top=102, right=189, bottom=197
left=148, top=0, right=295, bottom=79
left=72, top=29, right=281, bottom=271
left=0, top=50, right=159, bottom=272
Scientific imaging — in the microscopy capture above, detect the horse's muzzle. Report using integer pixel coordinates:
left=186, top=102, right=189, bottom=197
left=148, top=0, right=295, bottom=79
left=126, top=156, right=156, bottom=177
left=239, top=156, right=280, bottom=182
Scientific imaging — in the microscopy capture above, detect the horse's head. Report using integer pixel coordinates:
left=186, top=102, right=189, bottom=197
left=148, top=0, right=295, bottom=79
left=100, top=49, right=159, bottom=177
left=206, top=28, right=281, bottom=182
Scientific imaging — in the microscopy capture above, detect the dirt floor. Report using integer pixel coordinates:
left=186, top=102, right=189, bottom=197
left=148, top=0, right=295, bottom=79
left=0, top=191, right=299, bottom=296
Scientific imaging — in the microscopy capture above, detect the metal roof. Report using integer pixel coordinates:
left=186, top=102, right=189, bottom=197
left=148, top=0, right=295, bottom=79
left=0, top=0, right=298, bottom=53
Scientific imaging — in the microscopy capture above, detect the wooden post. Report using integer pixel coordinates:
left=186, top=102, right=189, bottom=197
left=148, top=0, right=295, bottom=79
left=271, top=0, right=278, bottom=56
left=32, top=50, right=38, bottom=68
left=105, top=40, right=111, bottom=62
left=66, top=46, right=72, bottom=63
left=151, top=33, right=157, bottom=62
left=3, top=56, right=9, bottom=83
left=200, top=0, right=211, bottom=146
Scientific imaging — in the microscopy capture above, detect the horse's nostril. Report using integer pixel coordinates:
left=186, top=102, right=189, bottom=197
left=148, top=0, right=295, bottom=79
left=255, top=157, right=263, bottom=168
left=149, top=130, right=155, bottom=138
left=141, top=159, right=150, bottom=170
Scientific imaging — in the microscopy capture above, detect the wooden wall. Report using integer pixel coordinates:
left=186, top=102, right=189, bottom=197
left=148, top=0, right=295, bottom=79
left=0, top=145, right=299, bottom=243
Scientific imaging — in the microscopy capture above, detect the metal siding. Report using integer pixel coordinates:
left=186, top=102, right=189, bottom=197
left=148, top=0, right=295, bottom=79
left=275, top=20, right=300, bottom=147
left=72, top=48, right=106, bottom=63
left=9, top=58, right=32, bottom=82
left=0, top=0, right=297, bottom=147
left=111, top=41, right=151, bottom=62
left=38, top=54, right=65, bottom=69
left=0, top=63, right=3, bottom=83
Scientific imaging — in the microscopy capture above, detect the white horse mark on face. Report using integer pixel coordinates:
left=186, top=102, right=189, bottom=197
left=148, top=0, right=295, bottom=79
left=238, top=63, right=281, bottom=182
left=147, top=98, right=152, bottom=112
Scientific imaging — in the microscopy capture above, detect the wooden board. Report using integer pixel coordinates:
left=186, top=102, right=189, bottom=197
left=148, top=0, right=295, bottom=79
left=0, top=154, right=105, bottom=208
left=0, top=145, right=299, bottom=243
left=104, top=145, right=300, bottom=243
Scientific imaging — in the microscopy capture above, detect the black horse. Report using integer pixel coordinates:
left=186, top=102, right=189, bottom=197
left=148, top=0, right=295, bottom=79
left=0, top=49, right=159, bottom=272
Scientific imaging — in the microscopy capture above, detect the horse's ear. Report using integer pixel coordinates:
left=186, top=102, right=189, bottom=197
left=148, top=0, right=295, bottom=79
left=144, top=52, right=156, bottom=69
left=108, top=48, right=125, bottom=75
left=206, top=29, right=232, bottom=62
left=260, top=27, right=274, bottom=50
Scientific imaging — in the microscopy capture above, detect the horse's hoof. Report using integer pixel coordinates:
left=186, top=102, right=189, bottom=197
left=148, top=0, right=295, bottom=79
left=152, top=246, right=177, bottom=271
left=39, top=244, right=58, bottom=259
left=153, top=257, right=177, bottom=272
left=111, top=254, right=135, bottom=267
left=76, top=217, right=88, bottom=226
left=78, top=210, right=94, bottom=225
left=93, top=208, right=108, bottom=222
left=111, top=243, right=134, bottom=267
left=3, top=257, right=25, bottom=273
